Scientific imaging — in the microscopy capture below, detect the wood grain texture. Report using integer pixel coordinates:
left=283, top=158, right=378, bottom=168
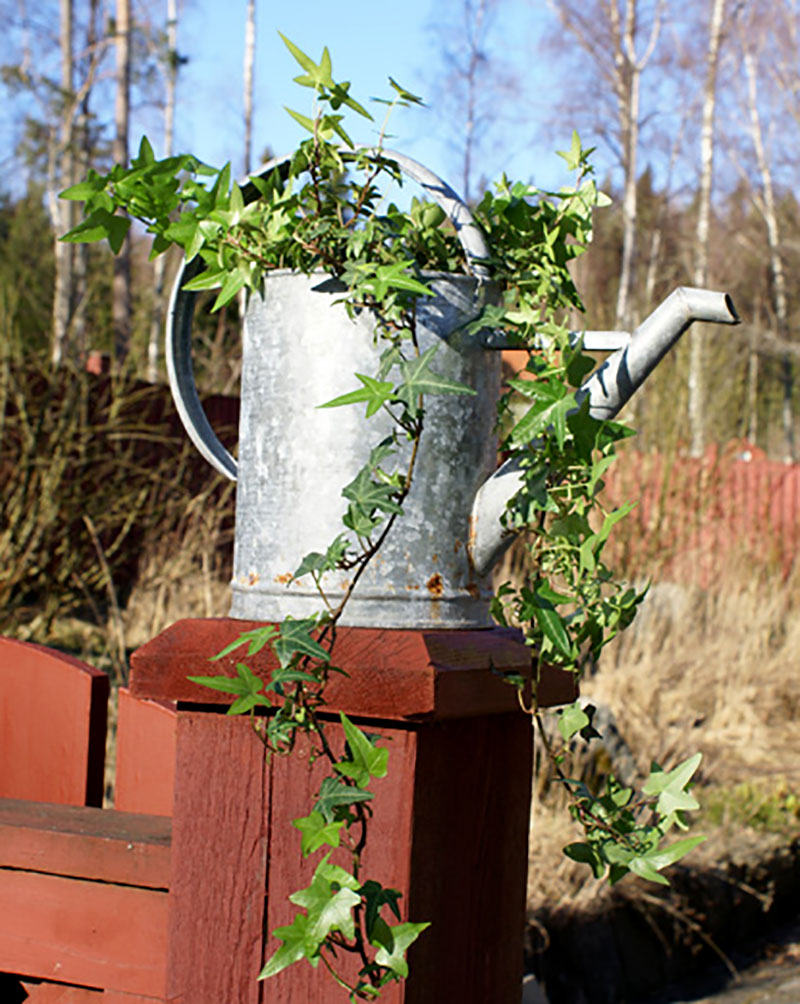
left=16, top=977, right=165, bottom=1001
left=130, top=620, right=576, bottom=719
left=404, top=713, right=534, bottom=1004
left=0, top=799, right=171, bottom=888
left=165, top=711, right=268, bottom=1004
left=0, top=638, right=108, bottom=806
left=19, top=980, right=102, bottom=1002
left=115, top=689, right=176, bottom=817
left=263, top=724, right=417, bottom=1003
left=0, top=870, right=168, bottom=997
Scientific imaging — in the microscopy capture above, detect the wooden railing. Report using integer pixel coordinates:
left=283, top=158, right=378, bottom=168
left=0, top=627, right=576, bottom=1003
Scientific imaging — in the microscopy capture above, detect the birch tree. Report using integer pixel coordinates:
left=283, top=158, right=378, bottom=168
left=735, top=0, right=797, bottom=460
left=243, top=0, right=255, bottom=176
left=112, top=0, right=131, bottom=363
left=430, top=0, right=515, bottom=202
left=147, top=0, right=179, bottom=383
left=50, top=0, right=75, bottom=366
left=546, top=0, right=662, bottom=331
left=687, top=0, right=726, bottom=457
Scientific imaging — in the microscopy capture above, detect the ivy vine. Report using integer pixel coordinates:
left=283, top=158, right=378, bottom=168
left=61, top=35, right=704, bottom=1000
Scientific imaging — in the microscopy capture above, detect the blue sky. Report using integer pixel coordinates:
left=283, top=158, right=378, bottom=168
left=168, top=0, right=572, bottom=197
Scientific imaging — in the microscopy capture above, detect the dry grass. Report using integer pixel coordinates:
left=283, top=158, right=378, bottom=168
left=524, top=556, right=800, bottom=916
left=122, top=487, right=234, bottom=649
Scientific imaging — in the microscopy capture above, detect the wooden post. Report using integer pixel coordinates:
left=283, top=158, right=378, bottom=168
left=131, top=619, right=576, bottom=1004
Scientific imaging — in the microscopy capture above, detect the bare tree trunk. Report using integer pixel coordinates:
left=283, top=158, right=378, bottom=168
left=147, top=0, right=179, bottom=383
left=461, top=0, right=489, bottom=203
left=742, top=40, right=794, bottom=460
left=72, top=0, right=99, bottom=363
left=51, top=0, right=74, bottom=367
left=547, top=0, right=661, bottom=333
left=688, top=0, right=725, bottom=457
left=113, top=0, right=132, bottom=365
left=243, top=0, right=255, bottom=176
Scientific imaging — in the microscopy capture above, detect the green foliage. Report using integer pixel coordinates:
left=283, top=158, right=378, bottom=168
left=59, top=35, right=705, bottom=998
left=0, top=186, right=54, bottom=356
left=703, top=779, right=800, bottom=834
left=0, top=357, right=233, bottom=662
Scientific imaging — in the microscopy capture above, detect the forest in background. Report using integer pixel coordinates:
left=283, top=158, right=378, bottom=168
left=1, top=0, right=799, bottom=464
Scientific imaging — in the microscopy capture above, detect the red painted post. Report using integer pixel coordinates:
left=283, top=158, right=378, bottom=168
left=131, top=619, right=576, bottom=1004
left=115, top=689, right=176, bottom=817
left=0, top=639, right=108, bottom=807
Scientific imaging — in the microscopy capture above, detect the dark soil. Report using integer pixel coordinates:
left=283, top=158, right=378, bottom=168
left=526, top=832, right=800, bottom=1004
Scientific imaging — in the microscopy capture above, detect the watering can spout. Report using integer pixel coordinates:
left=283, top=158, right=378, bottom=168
left=469, top=286, right=740, bottom=576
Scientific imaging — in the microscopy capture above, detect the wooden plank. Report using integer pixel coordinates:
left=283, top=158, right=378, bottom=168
left=0, top=638, right=108, bottom=807
left=16, top=983, right=164, bottom=1004
left=404, top=713, right=533, bottom=1004
left=263, top=724, right=416, bottom=1003
left=165, top=712, right=268, bottom=1004
left=0, top=870, right=168, bottom=997
left=102, top=993, right=166, bottom=1003
left=115, top=689, right=176, bottom=817
left=130, top=620, right=575, bottom=719
left=19, top=980, right=102, bottom=1002
left=0, top=799, right=170, bottom=889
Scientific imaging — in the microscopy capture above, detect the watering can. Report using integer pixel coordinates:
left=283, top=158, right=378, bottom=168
left=166, top=151, right=739, bottom=629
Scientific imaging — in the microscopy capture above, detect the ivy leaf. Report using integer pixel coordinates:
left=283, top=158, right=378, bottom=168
left=558, top=701, right=590, bottom=742
left=342, top=466, right=403, bottom=516
left=289, top=859, right=361, bottom=944
left=563, top=841, right=605, bottom=879
left=371, top=919, right=430, bottom=979
left=293, top=535, right=349, bottom=580
left=319, top=373, right=395, bottom=417
left=293, top=810, right=345, bottom=856
left=186, top=671, right=251, bottom=696
left=395, top=345, right=476, bottom=419
left=274, top=617, right=331, bottom=668
left=212, top=267, right=248, bottom=310
left=334, top=713, right=389, bottom=788
left=60, top=208, right=131, bottom=253
left=314, top=776, right=374, bottom=822
left=279, top=33, right=317, bottom=74
left=640, top=835, right=707, bottom=873
left=643, top=753, right=703, bottom=817
left=285, top=106, right=317, bottom=135
left=211, top=625, right=278, bottom=660
left=258, top=913, right=315, bottom=979
left=510, top=381, right=573, bottom=449
left=360, top=880, right=403, bottom=937
left=181, top=267, right=226, bottom=292
left=388, top=77, right=424, bottom=105
left=357, top=259, right=432, bottom=300
left=189, top=662, right=270, bottom=715
left=527, top=583, right=573, bottom=659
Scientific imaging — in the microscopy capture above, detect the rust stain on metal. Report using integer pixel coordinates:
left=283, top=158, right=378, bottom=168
left=273, top=572, right=292, bottom=585
left=248, top=572, right=261, bottom=586
left=431, top=553, right=439, bottom=563
left=462, top=582, right=479, bottom=599
left=453, top=538, right=462, bottom=553
left=426, top=573, right=444, bottom=597
left=405, top=583, right=420, bottom=591
left=466, top=514, right=478, bottom=575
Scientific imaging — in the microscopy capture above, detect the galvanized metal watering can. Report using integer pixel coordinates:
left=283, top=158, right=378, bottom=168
left=166, top=151, right=739, bottom=629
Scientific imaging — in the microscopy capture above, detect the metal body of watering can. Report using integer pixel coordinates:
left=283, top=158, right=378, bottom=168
left=166, top=150, right=740, bottom=629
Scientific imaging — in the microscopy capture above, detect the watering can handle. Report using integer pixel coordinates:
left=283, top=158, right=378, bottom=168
left=165, top=149, right=491, bottom=481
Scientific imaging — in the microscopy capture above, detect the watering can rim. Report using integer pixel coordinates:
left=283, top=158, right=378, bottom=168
left=165, top=148, right=492, bottom=484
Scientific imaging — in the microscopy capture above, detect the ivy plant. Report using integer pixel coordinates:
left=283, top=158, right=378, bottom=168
left=61, top=34, right=704, bottom=1000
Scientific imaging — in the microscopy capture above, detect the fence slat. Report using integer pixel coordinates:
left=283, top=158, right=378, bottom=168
left=115, top=689, right=176, bottom=817
left=0, top=639, right=108, bottom=806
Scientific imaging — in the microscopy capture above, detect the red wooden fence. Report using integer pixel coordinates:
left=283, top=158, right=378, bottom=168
left=0, top=628, right=576, bottom=1003
left=601, top=442, right=800, bottom=584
